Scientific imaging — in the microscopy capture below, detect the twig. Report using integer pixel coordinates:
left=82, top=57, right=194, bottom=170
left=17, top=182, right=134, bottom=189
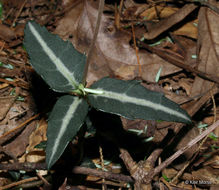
left=144, top=120, right=219, bottom=184
left=172, top=85, right=218, bottom=183
left=99, top=146, right=106, bottom=190
left=171, top=160, right=190, bottom=183
left=72, top=166, right=134, bottom=183
left=0, top=78, right=29, bottom=89
left=11, top=0, right=27, bottom=28
left=211, top=87, right=217, bottom=124
left=1, top=177, right=38, bottom=190
left=0, top=162, right=134, bottom=183
left=160, top=177, right=172, bottom=190
left=119, top=148, right=136, bottom=174
left=131, top=23, right=142, bottom=77
left=0, top=113, right=40, bottom=145
left=36, top=172, right=50, bottom=186
left=0, top=162, right=46, bottom=171
left=18, top=176, right=52, bottom=189
left=143, top=4, right=197, bottom=40
left=120, top=148, right=162, bottom=189
left=82, top=0, right=105, bottom=86
left=138, top=41, right=219, bottom=85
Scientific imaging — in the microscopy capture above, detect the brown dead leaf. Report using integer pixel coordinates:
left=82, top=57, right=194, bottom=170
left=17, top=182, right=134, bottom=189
left=141, top=5, right=197, bottom=39
left=189, top=167, right=219, bottom=185
left=143, top=4, right=197, bottom=40
left=173, top=20, right=198, bottom=39
left=4, top=121, right=36, bottom=157
left=140, top=5, right=178, bottom=20
left=0, top=89, right=37, bottom=158
left=174, top=127, right=199, bottom=164
left=0, top=24, right=16, bottom=42
left=55, top=0, right=181, bottom=85
left=0, top=100, right=29, bottom=135
left=162, top=168, right=178, bottom=179
left=140, top=5, right=198, bottom=39
left=191, top=7, right=219, bottom=96
left=20, top=118, right=47, bottom=163
left=204, top=155, right=219, bottom=169
left=0, top=96, right=16, bottom=121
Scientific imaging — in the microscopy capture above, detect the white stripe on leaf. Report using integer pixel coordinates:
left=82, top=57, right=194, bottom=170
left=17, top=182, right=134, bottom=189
left=93, top=89, right=190, bottom=122
left=28, top=22, right=77, bottom=88
left=47, top=98, right=82, bottom=168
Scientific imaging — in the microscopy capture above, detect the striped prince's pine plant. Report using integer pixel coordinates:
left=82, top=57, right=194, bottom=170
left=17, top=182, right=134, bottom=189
left=24, top=21, right=191, bottom=169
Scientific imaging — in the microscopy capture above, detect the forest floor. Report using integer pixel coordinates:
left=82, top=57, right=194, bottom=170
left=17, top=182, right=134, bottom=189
left=0, top=0, right=219, bottom=189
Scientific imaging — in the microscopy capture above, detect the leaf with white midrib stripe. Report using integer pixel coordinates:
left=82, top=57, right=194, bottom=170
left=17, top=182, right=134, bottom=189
left=24, top=21, right=86, bottom=92
left=46, top=95, right=89, bottom=169
left=88, top=78, right=191, bottom=123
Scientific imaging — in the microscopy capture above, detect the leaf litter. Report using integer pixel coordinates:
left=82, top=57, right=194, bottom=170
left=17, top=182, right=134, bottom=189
left=0, top=0, right=218, bottom=189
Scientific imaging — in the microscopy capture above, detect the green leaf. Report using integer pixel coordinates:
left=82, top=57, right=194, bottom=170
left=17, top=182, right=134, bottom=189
left=162, top=174, right=171, bottom=182
left=88, top=78, right=191, bottom=123
left=46, top=95, right=89, bottom=169
left=24, top=21, right=86, bottom=92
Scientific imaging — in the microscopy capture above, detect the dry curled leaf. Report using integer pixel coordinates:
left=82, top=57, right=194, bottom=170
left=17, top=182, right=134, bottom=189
left=55, top=0, right=181, bottom=85
left=191, top=7, right=219, bottom=96
left=141, top=5, right=198, bottom=39
left=143, top=4, right=197, bottom=40
left=20, top=118, right=47, bottom=163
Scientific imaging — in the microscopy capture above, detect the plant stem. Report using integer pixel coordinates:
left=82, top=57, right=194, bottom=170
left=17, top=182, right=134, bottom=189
left=82, top=0, right=105, bottom=86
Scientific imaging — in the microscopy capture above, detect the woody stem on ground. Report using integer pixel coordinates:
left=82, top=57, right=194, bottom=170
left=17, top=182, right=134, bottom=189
left=82, top=0, right=105, bottom=86
left=144, top=120, right=219, bottom=184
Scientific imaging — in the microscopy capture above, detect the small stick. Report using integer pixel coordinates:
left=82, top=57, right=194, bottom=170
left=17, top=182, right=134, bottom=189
left=36, top=172, right=50, bottom=186
left=11, top=0, right=27, bottom=28
left=99, top=146, right=106, bottom=190
left=138, top=41, right=219, bottom=84
left=0, top=162, right=134, bottom=183
left=1, top=177, right=38, bottom=190
left=144, top=120, right=219, bottom=184
left=0, top=162, right=46, bottom=171
left=0, top=113, right=40, bottom=145
left=131, top=23, right=142, bottom=77
left=82, top=0, right=105, bottom=86
left=72, top=166, right=134, bottom=183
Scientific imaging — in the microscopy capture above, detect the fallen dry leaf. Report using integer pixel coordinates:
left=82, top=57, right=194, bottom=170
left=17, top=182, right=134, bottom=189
left=140, top=5, right=178, bottom=20
left=162, top=168, right=178, bottom=179
left=0, top=24, right=16, bottom=42
left=191, top=167, right=219, bottom=185
left=204, top=155, right=219, bottom=169
left=174, top=127, right=199, bottom=165
left=143, top=4, right=197, bottom=40
left=0, top=96, right=16, bottom=121
left=191, top=7, right=219, bottom=96
left=141, top=5, right=198, bottom=39
left=173, top=21, right=198, bottom=39
left=21, top=118, right=47, bottom=163
left=55, top=0, right=182, bottom=85
left=4, top=121, right=36, bottom=157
